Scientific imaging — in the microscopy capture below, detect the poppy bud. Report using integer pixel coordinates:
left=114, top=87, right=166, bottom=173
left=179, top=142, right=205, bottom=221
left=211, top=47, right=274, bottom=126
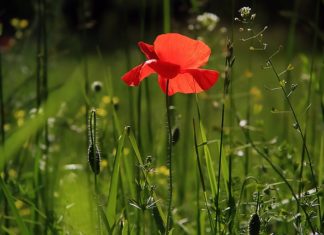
left=113, top=97, right=120, bottom=110
left=249, top=213, right=260, bottom=235
left=88, top=109, right=101, bottom=174
left=88, top=143, right=101, bottom=175
left=91, top=81, right=103, bottom=92
left=171, top=127, right=180, bottom=145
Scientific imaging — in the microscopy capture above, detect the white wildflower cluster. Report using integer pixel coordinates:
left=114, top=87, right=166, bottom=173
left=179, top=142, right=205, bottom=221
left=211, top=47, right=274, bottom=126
left=197, top=12, right=219, bottom=31
left=238, top=7, right=251, bottom=18
left=188, top=12, right=219, bottom=32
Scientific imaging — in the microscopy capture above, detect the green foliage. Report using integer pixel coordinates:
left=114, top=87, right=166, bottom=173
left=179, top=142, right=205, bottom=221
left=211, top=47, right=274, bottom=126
left=0, top=1, right=323, bottom=234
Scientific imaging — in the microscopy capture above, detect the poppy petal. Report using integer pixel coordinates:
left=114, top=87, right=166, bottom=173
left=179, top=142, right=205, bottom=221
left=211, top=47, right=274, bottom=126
left=154, top=33, right=211, bottom=69
left=138, top=42, right=157, bottom=59
left=148, top=60, right=180, bottom=78
left=186, top=68, right=219, bottom=90
left=121, top=61, right=156, bottom=86
left=158, top=69, right=219, bottom=95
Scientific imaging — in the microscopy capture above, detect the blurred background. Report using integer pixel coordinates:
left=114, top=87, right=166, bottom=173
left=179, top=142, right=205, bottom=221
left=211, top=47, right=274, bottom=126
left=2, top=0, right=323, bottom=52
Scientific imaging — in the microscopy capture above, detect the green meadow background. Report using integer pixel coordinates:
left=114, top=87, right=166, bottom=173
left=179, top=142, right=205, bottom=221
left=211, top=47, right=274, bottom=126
left=0, top=0, right=323, bottom=234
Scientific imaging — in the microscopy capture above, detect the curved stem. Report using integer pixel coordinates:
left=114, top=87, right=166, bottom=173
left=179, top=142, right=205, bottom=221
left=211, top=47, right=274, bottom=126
left=165, top=80, right=173, bottom=234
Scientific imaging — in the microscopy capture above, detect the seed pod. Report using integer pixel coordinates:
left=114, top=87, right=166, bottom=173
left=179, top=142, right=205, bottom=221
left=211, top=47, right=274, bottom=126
left=91, top=81, right=103, bottom=92
left=171, top=127, right=180, bottom=145
left=88, top=143, right=101, bottom=175
left=88, top=109, right=100, bottom=174
left=249, top=213, right=260, bottom=235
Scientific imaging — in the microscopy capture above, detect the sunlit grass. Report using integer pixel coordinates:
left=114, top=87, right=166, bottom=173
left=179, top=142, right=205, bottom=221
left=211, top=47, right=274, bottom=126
left=0, top=2, right=323, bottom=234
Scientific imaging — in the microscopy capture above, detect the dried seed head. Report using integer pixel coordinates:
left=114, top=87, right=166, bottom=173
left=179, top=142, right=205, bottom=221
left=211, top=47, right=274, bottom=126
left=249, top=213, right=261, bottom=235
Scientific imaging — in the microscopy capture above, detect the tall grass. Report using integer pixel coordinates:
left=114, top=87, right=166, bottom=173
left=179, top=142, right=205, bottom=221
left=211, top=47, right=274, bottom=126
left=0, top=1, right=323, bottom=234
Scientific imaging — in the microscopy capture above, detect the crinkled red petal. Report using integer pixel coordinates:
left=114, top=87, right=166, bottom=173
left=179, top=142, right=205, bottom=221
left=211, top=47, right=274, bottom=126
left=154, top=33, right=211, bottom=69
left=158, top=68, right=219, bottom=96
left=121, top=62, right=155, bottom=86
left=138, top=42, right=157, bottom=60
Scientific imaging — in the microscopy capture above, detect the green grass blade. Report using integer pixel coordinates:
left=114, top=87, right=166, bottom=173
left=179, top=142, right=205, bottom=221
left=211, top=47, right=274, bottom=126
left=121, top=219, right=129, bottom=235
left=99, top=206, right=112, bottom=234
left=198, top=121, right=217, bottom=197
left=0, top=177, right=31, bottom=235
left=106, top=128, right=127, bottom=228
left=199, top=210, right=206, bottom=235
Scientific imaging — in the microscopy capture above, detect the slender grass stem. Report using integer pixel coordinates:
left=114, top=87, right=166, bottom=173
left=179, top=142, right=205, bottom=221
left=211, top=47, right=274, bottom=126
left=34, top=0, right=42, bottom=232
left=297, top=0, right=321, bottom=229
left=0, top=44, right=9, bottom=232
left=165, top=80, right=173, bottom=234
left=37, top=0, right=51, bottom=232
left=215, top=93, right=225, bottom=233
left=94, top=175, right=102, bottom=235
left=163, top=0, right=171, bottom=33
left=282, top=0, right=300, bottom=140
left=268, top=60, right=321, bottom=224
left=193, top=119, right=215, bottom=234
left=144, top=81, right=153, bottom=151
left=215, top=40, right=233, bottom=233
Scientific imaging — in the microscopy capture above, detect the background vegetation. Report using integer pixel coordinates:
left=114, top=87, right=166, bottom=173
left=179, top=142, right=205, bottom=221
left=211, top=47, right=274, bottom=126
left=0, top=0, right=323, bottom=234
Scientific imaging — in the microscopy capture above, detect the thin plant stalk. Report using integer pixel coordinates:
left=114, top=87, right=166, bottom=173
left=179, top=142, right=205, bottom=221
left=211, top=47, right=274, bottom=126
left=193, top=119, right=215, bottom=234
left=227, top=1, right=236, bottom=232
left=282, top=0, right=301, bottom=139
left=179, top=96, right=192, bottom=202
left=268, top=59, right=321, bottom=225
left=34, top=0, right=42, bottom=232
left=144, top=81, right=153, bottom=151
left=0, top=44, right=9, bottom=232
left=40, top=0, right=51, bottom=231
left=215, top=88, right=225, bottom=232
left=165, top=80, right=173, bottom=234
left=297, top=0, right=321, bottom=229
left=215, top=40, right=233, bottom=232
left=94, top=175, right=102, bottom=235
left=163, top=0, right=171, bottom=33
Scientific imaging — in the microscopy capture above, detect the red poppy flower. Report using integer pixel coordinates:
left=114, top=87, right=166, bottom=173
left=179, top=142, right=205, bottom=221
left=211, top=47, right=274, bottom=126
left=121, top=33, right=219, bottom=96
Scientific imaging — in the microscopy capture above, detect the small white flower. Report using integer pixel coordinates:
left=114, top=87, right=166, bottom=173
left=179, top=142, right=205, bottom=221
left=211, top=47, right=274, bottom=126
left=196, top=12, right=220, bottom=31
left=236, top=150, right=244, bottom=157
left=239, top=119, right=248, bottom=127
left=188, top=24, right=195, bottom=31
left=239, top=7, right=251, bottom=18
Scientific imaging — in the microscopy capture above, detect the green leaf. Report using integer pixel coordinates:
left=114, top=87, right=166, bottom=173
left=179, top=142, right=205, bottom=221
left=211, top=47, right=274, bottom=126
left=106, top=128, right=127, bottom=228
left=121, top=219, right=129, bottom=235
left=199, top=121, right=217, bottom=197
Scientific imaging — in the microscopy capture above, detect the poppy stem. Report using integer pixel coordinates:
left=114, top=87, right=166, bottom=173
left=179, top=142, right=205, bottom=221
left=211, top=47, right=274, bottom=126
left=165, top=79, right=173, bottom=234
